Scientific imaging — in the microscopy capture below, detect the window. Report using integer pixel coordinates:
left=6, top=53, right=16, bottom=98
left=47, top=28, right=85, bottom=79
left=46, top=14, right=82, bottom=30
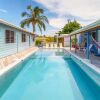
left=5, top=30, right=15, bottom=43
left=22, top=33, right=26, bottom=42
left=11, top=31, right=15, bottom=43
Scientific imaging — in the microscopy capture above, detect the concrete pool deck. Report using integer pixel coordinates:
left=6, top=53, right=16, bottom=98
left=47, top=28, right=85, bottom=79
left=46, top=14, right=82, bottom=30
left=64, top=47, right=100, bottom=69
left=0, top=47, right=39, bottom=76
left=0, top=47, right=100, bottom=76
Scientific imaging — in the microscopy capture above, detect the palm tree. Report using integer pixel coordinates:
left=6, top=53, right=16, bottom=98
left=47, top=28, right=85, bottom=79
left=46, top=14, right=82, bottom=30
left=20, top=5, right=49, bottom=34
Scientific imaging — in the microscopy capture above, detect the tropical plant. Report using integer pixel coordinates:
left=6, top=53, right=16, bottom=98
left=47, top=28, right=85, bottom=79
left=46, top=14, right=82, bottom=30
left=56, top=19, right=81, bottom=35
left=35, top=39, right=42, bottom=46
left=71, top=38, right=77, bottom=44
left=20, top=5, right=49, bottom=33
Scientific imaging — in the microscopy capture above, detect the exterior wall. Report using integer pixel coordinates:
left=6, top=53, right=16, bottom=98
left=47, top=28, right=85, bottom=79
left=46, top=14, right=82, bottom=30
left=0, top=24, right=34, bottom=58
left=17, top=32, right=29, bottom=52
left=0, top=24, right=17, bottom=58
left=64, top=36, right=70, bottom=47
left=30, top=35, right=35, bottom=47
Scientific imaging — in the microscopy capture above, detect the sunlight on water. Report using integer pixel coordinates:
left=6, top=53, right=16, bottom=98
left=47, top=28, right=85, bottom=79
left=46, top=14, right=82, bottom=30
left=0, top=49, right=99, bottom=100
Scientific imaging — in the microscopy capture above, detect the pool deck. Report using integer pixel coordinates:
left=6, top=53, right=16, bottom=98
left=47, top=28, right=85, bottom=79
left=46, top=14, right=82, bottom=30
left=64, top=47, right=100, bottom=69
left=0, top=47, right=100, bottom=76
left=0, top=47, right=39, bottom=75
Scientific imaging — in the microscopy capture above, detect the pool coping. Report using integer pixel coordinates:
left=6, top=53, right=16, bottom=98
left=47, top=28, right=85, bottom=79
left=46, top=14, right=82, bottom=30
left=64, top=48, right=100, bottom=73
left=64, top=48, right=100, bottom=85
left=0, top=48, right=99, bottom=84
left=0, top=47, right=39, bottom=76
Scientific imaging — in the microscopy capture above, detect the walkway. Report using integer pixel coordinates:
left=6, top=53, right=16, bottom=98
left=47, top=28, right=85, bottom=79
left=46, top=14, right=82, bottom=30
left=65, top=47, right=100, bottom=69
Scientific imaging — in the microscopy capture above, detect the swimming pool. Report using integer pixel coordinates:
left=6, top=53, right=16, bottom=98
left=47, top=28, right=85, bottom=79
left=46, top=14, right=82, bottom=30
left=0, top=49, right=100, bottom=100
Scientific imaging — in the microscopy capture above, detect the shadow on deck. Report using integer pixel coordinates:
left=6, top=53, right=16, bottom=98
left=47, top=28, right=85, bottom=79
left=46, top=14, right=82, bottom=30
left=66, top=48, right=100, bottom=68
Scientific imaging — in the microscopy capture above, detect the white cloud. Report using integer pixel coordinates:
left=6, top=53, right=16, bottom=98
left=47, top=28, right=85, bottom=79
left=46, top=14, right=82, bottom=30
left=0, top=9, right=7, bottom=13
left=42, top=29, right=60, bottom=36
left=35, top=0, right=100, bottom=22
left=49, top=18, right=67, bottom=29
left=35, top=0, right=100, bottom=34
left=36, top=26, right=60, bottom=36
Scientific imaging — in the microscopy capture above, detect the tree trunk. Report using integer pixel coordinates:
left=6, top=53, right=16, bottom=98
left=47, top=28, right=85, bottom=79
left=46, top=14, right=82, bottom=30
left=32, top=23, right=35, bottom=33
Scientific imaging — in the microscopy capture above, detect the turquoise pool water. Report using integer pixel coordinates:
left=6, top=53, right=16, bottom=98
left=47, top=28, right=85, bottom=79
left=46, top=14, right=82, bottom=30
left=0, top=49, right=100, bottom=100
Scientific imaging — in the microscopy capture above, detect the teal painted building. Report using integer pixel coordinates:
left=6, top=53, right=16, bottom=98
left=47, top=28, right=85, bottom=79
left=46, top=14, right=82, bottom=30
left=0, top=19, right=35, bottom=58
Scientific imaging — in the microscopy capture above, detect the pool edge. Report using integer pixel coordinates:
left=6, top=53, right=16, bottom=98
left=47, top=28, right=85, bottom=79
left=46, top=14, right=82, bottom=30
left=0, top=48, right=39, bottom=76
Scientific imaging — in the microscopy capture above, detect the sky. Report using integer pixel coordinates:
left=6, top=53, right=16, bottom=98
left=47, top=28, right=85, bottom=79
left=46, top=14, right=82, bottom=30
left=0, top=0, right=100, bottom=36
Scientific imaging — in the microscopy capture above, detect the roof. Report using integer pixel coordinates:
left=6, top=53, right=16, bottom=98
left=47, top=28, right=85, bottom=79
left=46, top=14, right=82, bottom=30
left=57, top=34, right=69, bottom=38
left=68, top=19, right=100, bottom=36
left=0, top=19, right=34, bottom=35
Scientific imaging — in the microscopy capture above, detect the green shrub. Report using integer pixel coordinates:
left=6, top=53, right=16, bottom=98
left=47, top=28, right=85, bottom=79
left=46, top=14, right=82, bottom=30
left=35, top=39, right=42, bottom=46
left=71, top=38, right=77, bottom=45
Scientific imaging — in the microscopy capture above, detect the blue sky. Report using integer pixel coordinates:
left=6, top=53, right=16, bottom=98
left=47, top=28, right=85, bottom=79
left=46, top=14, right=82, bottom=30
left=0, top=0, right=100, bottom=35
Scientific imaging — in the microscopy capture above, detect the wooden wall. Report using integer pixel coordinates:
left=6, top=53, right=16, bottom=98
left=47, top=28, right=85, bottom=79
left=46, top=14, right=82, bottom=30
left=0, top=24, right=34, bottom=58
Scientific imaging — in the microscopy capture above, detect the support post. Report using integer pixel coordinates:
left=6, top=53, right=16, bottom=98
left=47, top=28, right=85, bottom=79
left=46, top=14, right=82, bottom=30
left=86, top=32, right=90, bottom=59
left=29, top=35, right=30, bottom=47
left=75, top=34, right=77, bottom=53
left=96, top=28, right=99, bottom=42
left=70, top=36, right=71, bottom=50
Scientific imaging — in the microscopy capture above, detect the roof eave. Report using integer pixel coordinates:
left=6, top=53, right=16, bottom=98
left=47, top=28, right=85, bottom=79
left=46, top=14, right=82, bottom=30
left=0, top=19, right=35, bottom=35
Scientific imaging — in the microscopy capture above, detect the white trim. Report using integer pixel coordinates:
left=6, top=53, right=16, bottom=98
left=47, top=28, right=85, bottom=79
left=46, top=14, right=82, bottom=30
left=0, top=19, right=34, bottom=35
left=65, top=19, right=100, bottom=37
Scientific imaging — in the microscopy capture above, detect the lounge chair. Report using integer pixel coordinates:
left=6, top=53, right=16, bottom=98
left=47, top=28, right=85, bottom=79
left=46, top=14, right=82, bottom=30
left=50, top=43, right=54, bottom=48
left=59, top=43, right=63, bottom=48
left=54, top=43, right=58, bottom=48
left=45, top=43, right=49, bottom=48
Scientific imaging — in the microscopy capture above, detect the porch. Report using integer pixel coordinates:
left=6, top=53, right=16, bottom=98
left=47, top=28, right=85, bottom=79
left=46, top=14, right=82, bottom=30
left=63, top=20, right=100, bottom=68
left=67, top=48, right=100, bottom=68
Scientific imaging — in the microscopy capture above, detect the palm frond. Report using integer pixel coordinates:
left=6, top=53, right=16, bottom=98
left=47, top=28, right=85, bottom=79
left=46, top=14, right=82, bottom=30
left=38, top=20, right=46, bottom=31
left=27, top=5, right=33, bottom=12
left=41, top=22, right=46, bottom=31
left=40, top=16, right=49, bottom=23
left=38, top=24, right=42, bottom=34
left=21, top=12, right=31, bottom=17
left=20, top=18, right=32, bottom=28
left=34, top=6, right=44, bottom=14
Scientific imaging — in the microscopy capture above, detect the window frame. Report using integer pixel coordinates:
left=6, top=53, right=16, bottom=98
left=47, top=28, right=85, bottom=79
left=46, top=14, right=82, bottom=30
left=5, top=30, right=15, bottom=43
left=22, top=33, right=26, bottom=42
